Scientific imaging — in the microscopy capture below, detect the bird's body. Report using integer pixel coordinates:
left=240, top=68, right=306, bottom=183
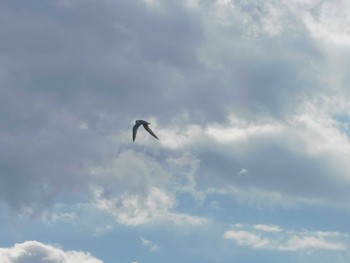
left=133, top=120, right=159, bottom=142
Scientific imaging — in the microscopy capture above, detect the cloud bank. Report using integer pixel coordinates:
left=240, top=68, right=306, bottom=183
left=1, top=0, right=350, bottom=228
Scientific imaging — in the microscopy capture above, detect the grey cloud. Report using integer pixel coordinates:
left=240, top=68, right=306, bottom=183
left=0, top=0, right=205, bottom=124
left=195, top=123, right=350, bottom=204
left=0, top=0, right=201, bottom=211
left=0, top=109, right=103, bottom=211
left=197, top=29, right=324, bottom=120
left=0, top=0, right=347, bottom=216
left=0, top=0, right=204, bottom=212
left=0, top=0, right=327, bottom=127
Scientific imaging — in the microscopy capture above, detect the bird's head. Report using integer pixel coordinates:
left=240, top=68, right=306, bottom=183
left=135, top=120, right=150, bottom=125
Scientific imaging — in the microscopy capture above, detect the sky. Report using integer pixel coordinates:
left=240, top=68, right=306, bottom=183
left=1, top=0, right=350, bottom=262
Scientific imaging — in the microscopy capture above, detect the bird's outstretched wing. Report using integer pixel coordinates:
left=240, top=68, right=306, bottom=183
left=143, top=124, right=159, bottom=140
left=133, top=123, right=142, bottom=142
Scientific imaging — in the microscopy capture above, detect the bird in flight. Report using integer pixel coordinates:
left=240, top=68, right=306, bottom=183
left=133, top=120, right=159, bottom=142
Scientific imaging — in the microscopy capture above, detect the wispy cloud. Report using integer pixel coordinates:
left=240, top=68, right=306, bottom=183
left=223, top=230, right=270, bottom=249
left=224, top=224, right=347, bottom=252
left=140, top=237, right=160, bottom=253
left=280, top=235, right=345, bottom=251
left=253, top=224, right=283, bottom=233
left=93, top=186, right=207, bottom=226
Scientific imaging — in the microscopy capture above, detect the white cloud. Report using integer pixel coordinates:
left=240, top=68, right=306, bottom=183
left=89, top=149, right=169, bottom=194
left=158, top=123, right=203, bottom=150
left=140, top=237, right=160, bottom=253
left=39, top=204, right=78, bottom=225
left=206, top=119, right=283, bottom=145
left=253, top=224, right=283, bottom=233
left=223, top=230, right=270, bottom=249
left=0, top=241, right=103, bottom=263
left=238, top=168, right=248, bottom=176
left=87, top=149, right=208, bottom=227
left=93, top=186, right=207, bottom=226
left=280, top=235, right=345, bottom=251
left=224, top=224, right=347, bottom=252
left=300, top=0, right=350, bottom=46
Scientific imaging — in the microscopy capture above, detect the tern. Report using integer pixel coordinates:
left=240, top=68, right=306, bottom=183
left=133, top=120, right=159, bottom=142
